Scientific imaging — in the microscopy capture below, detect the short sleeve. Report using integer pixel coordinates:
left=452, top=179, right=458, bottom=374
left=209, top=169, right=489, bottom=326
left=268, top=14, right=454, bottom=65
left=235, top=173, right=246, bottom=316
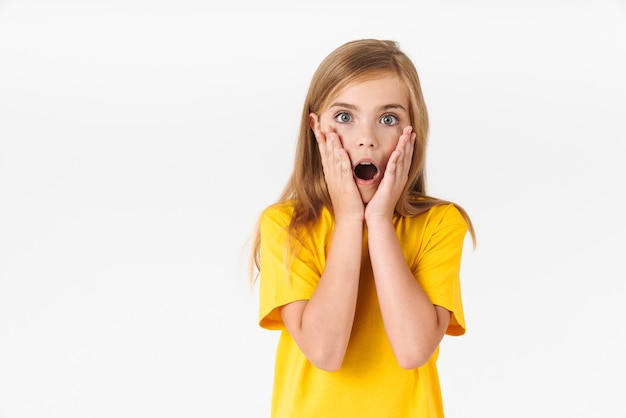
left=257, top=205, right=324, bottom=330
left=414, top=205, right=469, bottom=336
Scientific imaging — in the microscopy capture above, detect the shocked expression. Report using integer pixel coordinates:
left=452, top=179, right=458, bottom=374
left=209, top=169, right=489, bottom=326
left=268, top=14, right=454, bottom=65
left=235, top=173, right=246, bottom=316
left=316, top=74, right=411, bottom=203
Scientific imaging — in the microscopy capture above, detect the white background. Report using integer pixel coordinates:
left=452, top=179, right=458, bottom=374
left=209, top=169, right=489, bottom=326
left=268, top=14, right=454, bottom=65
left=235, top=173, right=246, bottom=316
left=1, top=1, right=625, bottom=417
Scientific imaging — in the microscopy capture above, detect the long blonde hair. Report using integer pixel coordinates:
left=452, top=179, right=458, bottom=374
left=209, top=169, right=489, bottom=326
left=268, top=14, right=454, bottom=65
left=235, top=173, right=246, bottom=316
left=249, top=39, right=475, bottom=283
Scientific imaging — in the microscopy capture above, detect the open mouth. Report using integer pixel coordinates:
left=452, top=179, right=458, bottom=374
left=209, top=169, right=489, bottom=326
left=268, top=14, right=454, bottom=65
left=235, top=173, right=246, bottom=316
left=354, top=162, right=378, bottom=180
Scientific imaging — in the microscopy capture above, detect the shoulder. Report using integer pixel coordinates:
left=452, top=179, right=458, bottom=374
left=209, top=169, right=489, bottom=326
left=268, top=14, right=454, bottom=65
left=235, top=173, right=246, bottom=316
left=261, top=201, right=334, bottom=230
left=401, top=201, right=467, bottom=228
left=394, top=203, right=468, bottom=251
left=260, top=200, right=296, bottom=225
left=425, top=203, right=467, bottom=227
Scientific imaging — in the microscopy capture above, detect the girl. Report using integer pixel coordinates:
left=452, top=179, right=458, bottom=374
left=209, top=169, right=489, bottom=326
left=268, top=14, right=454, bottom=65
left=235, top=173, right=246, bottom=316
left=250, top=39, right=475, bottom=418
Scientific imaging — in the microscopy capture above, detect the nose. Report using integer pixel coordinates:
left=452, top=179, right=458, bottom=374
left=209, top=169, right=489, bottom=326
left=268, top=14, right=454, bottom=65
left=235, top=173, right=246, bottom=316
left=357, top=124, right=378, bottom=148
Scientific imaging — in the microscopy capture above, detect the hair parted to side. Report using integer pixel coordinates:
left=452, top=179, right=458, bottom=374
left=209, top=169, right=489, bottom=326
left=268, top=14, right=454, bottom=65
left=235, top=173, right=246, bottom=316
left=249, top=39, right=475, bottom=284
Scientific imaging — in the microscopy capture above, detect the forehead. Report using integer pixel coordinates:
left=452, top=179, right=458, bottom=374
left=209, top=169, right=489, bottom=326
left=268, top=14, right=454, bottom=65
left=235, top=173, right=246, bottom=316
left=328, top=74, right=408, bottom=107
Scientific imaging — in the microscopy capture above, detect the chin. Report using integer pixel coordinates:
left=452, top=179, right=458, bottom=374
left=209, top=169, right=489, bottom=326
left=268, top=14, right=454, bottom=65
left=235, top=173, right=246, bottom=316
left=358, top=188, right=376, bottom=205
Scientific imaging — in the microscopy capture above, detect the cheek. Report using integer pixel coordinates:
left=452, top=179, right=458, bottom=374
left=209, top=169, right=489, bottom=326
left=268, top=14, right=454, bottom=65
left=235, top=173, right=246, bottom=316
left=319, top=114, right=346, bottom=136
left=379, top=129, right=401, bottom=150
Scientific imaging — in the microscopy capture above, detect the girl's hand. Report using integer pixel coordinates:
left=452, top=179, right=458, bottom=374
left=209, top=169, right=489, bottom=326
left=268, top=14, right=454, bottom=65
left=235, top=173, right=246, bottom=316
left=365, top=126, right=415, bottom=223
left=312, top=119, right=364, bottom=221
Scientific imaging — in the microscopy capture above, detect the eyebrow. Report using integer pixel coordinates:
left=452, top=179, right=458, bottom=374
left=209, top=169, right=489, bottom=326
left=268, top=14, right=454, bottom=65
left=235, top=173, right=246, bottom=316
left=329, top=102, right=407, bottom=112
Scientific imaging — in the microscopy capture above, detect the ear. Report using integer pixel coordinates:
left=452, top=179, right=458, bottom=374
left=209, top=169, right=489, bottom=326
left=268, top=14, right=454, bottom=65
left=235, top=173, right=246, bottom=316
left=309, top=112, right=319, bottom=131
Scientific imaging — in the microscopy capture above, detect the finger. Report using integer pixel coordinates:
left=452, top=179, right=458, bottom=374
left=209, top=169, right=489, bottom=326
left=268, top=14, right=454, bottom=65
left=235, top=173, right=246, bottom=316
left=397, top=127, right=415, bottom=169
left=313, top=125, right=327, bottom=150
left=326, top=130, right=347, bottom=169
left=322, top=128, right=338, bottom=155
left=401, top=132, right=415, bottom=167
left=317, top=125, right=337, bottom=159
left=313, top=126, right=324, bottom=144
left=386, top=132, right=414, bottom=179
left=397, top=126, right=413, bottom=150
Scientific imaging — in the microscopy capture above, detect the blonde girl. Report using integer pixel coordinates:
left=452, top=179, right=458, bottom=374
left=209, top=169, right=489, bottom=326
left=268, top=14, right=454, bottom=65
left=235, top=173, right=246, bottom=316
left=250, top=38, right=475, bottom=418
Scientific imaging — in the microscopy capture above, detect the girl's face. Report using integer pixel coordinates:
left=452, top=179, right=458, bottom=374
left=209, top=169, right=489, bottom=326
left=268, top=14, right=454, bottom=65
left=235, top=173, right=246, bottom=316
left=312, top=74, right=411, bottom=203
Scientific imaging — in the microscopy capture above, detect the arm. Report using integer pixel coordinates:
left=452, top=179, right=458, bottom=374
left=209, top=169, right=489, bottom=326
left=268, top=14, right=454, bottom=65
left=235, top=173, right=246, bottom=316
left=280, top=217, right=362, bottom=371
left=365, top=126, right=449, bottom=369
left=280, top=118, right=365, bottom=371
left=366, top=219, right=450, bottom=369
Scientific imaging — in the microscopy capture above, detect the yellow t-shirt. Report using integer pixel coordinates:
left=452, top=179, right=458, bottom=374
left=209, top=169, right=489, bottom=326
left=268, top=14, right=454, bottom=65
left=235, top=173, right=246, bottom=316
left=258, top=201, right=468, bottom=418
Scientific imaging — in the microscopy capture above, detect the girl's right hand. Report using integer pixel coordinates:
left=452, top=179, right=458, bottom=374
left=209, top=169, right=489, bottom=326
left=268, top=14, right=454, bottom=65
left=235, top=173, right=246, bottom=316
left=311, top=118, right=364, bottom=221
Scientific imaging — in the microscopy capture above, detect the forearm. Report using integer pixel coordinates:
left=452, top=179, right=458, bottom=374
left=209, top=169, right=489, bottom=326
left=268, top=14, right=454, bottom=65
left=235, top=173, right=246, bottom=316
left=282, top=218, right=363, bottom=371
left=366, top=218, right=449, bottom=369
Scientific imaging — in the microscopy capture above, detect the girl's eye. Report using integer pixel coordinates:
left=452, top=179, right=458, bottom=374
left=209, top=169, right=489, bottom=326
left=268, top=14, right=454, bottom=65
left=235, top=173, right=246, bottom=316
left=334, top=112, right=352, bottom=123
left=380, top=114, right=399, bottom=125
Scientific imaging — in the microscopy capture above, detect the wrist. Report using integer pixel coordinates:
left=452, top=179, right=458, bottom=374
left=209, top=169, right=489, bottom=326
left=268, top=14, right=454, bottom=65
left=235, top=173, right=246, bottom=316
left=334, top=214, right=365, bottom=225
left=364, top=214, right=393, bottom=228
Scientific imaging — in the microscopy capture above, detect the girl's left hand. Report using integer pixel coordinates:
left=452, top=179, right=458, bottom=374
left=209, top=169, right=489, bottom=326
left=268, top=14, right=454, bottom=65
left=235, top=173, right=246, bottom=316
left=365, top=126, right=415, bottom=222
